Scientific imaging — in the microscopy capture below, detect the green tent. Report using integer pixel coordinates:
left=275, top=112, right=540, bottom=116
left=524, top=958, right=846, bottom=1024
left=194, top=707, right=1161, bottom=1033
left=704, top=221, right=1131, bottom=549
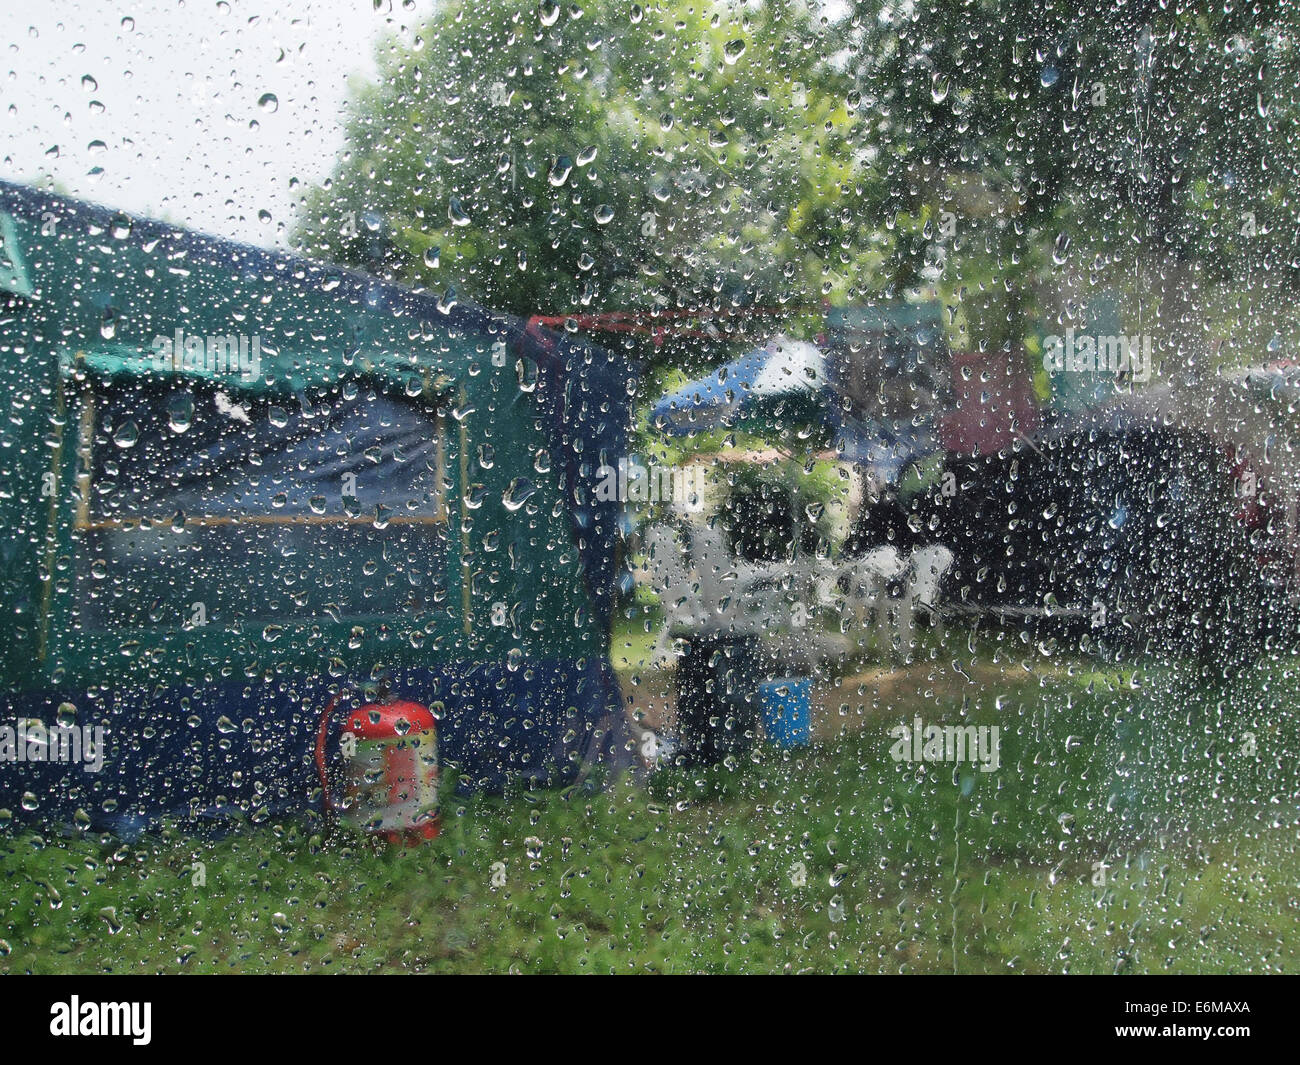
left=0, top=179, right=635, bottom=832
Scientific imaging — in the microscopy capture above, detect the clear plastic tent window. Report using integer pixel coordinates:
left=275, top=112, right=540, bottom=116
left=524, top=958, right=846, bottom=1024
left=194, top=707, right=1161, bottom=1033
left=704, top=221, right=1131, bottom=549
left=75, top=381, right=448, bottom=630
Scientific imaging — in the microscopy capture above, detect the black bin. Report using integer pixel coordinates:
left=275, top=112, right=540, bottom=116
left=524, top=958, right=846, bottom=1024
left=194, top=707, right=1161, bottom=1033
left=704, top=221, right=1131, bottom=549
left=673, top=635, right=759, bottom=767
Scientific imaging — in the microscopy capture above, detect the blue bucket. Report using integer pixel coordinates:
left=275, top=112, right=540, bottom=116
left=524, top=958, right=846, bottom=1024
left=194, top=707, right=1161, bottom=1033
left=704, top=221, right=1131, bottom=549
left=757, top=677, right=812, bottom=748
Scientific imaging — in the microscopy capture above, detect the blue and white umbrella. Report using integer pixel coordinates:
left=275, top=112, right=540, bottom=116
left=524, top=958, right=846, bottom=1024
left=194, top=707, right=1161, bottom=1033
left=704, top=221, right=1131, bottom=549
left=649, top=333, right=941, bottom=484
left=651, top=335, right=828, bottom=436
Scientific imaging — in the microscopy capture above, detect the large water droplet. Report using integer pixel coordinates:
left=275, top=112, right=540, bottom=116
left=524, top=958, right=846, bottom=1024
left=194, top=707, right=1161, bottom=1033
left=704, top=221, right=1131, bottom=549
left=112, top=420, right=140, bottom=449
left=168, top=394, right=194, bottom=434
left=548, top=157, right=573, bottom=186
left=503, top=478, right=537, bottom=512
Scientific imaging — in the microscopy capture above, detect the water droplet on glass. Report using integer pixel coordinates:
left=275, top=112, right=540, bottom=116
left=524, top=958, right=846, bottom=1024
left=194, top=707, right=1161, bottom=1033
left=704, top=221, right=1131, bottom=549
left=548, top=157, right=573, bottom=186
left=112, top=420, right=139, bottom=449
left=167, top=394, right=194, bottom=434
left=503, top=478, right=537, bottom=512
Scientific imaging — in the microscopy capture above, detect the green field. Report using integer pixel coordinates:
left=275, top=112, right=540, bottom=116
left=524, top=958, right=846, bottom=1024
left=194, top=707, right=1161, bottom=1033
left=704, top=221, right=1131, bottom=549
left=3, top=642, right=1298, bottom=974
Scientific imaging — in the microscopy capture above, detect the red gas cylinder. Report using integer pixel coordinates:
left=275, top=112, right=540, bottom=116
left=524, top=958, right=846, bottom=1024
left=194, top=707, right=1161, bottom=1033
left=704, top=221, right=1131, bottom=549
left=317, top=697, right=439, bottom=844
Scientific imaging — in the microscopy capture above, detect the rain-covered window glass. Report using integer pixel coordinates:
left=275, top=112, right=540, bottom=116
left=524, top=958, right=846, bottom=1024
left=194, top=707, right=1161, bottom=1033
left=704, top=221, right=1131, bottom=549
left=3, top=0, right=1300, bottom=992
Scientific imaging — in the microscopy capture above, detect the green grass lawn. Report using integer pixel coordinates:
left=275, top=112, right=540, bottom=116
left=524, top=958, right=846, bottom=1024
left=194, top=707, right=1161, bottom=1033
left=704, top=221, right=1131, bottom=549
left=3, top=644, right=1298, bottom=974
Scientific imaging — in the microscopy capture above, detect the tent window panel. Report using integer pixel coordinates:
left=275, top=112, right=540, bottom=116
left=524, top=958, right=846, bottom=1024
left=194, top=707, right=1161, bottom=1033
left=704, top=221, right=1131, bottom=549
left=74, top=380, right=448, bottom=631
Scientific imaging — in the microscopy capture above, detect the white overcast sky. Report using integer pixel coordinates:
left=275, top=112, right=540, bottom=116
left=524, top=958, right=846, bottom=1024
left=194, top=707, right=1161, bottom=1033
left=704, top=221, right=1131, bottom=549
left=0, top=0, right=435, bottom=249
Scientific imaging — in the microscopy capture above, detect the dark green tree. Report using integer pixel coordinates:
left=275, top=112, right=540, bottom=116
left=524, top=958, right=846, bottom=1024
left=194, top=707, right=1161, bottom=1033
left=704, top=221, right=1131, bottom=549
left=838, top=0, right=1300, bottom=365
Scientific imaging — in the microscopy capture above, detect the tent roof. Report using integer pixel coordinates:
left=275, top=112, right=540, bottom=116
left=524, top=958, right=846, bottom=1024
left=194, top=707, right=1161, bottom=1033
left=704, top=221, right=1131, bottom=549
left=0, top=178, right=512, bottom=396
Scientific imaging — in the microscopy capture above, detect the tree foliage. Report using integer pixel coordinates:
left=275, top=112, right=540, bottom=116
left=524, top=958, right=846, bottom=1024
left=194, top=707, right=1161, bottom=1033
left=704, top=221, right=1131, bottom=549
left=296, top=0, right=1300, bottom=367
left=294, top=0, right=875, bottom=327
